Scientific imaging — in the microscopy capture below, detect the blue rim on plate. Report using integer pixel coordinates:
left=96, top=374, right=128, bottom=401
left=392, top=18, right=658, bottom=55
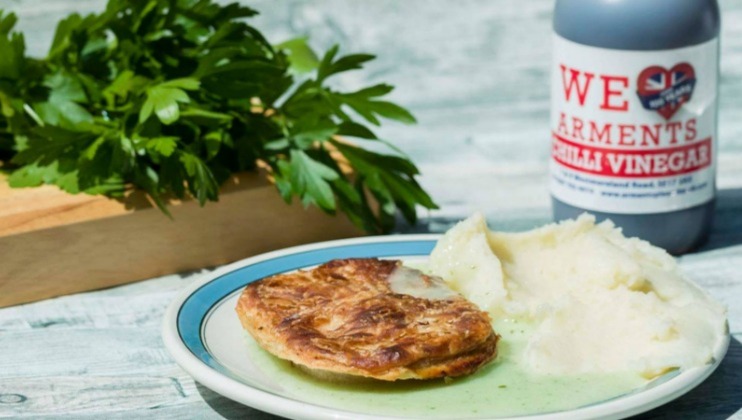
left=162, top=234, right=730, bottom=420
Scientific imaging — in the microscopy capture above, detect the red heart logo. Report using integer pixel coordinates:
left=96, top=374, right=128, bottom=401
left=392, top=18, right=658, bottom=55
left=637, top=63, right=696, bottom=120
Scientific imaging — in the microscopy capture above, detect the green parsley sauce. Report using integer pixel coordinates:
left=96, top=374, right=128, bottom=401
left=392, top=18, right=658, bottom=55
left=244, top=318, right=647, bottom=418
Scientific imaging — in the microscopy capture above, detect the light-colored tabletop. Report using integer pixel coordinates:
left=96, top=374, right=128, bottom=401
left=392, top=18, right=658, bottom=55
left=2, top=0, right=741, bottom=419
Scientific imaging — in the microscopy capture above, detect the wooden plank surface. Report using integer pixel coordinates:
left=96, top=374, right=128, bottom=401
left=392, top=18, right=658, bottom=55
left=1, top=0, right=742, bottom=419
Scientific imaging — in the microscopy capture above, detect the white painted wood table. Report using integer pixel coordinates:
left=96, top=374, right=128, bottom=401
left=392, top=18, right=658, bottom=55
left=2, top=0, right=741, bottom=418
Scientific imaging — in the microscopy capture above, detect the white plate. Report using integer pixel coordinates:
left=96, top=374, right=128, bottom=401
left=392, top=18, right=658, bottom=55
left=162, top=235, right=729, bottom=420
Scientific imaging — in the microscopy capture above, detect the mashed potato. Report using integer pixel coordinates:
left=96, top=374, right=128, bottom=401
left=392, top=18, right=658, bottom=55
left=429, top=213, right=728, bottom=378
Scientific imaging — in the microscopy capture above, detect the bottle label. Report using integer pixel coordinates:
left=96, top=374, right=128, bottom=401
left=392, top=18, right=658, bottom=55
left=550, top=35, right=718, bottom=214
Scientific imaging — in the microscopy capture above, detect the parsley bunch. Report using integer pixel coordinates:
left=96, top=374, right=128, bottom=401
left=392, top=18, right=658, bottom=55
left=0, top=0, right=437, bottom=233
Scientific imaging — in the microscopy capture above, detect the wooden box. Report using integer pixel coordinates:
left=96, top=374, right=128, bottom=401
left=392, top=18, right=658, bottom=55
left=0, top=172, right=361, bottom=307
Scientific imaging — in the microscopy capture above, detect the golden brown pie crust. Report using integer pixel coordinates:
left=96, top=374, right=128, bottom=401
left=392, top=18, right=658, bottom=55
left=236, top=258, right=498, bottom=381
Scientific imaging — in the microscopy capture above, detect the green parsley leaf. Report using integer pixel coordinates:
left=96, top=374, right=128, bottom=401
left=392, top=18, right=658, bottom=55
left=287, top=149, right=339, bottom=211
left=317, top=45, right=375, bottom=82
left=276, top=37, right=320, bottom=74
left=145, top=136, right=178, bottom=157
left=140, top=84, right=192, bottom=125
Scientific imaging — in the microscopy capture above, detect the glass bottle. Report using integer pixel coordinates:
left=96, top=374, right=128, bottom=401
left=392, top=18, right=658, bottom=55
left=551, top=0, right=721, bottom=254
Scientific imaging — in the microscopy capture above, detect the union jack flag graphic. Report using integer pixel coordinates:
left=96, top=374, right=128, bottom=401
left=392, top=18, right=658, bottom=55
left=637, top=63, right=696, bottom=120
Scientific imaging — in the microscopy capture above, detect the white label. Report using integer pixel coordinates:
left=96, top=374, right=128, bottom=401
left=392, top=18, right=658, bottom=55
left=550, top=35, right=718, bottom=214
